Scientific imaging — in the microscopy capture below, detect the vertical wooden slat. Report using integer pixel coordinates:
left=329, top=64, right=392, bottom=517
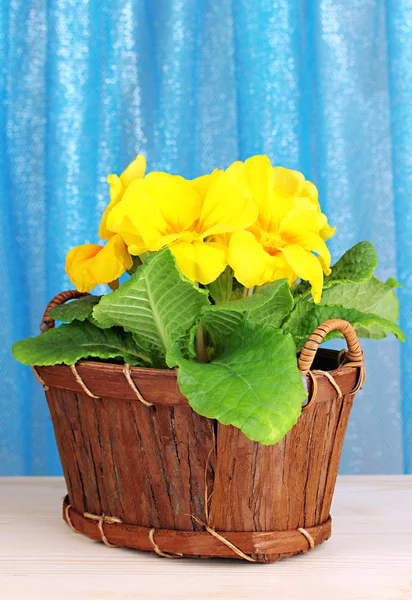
left=210, top=393, right=354, bottom=536
left=319, top=394, right=355, bottom=522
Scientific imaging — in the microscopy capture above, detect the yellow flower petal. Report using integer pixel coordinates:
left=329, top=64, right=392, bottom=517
left=66, top=235, right=133, bottom=292
left=119, top=232, right=148, bottom=255
left=279, top=206, right=327, bottom=237
left=280, top=244, right=324, bottom=303
left=320, top=222, right=336, bottom=241
left=317, top=254, right=332, bottom=276
left=298, top=179, right=319, bottom=206
left=99, top=175, right=125, bottom=240
left=66, top=243, right=100, bottom=274
left=289, top=201, right=335, bottom=243
left=282, top=231, right=331, bottom=273
left=119, top=154, right=146, bottom=187
left=242, top=155, right=276, bottom=231
left=220, top=156, right=333, bottom=299
left=90, top=235, right=133, bottom=282
left=108, top=173, right=201, bottom=251
left=273, top=167, right=319, bottom=206
left=144, top=172, right=201, bottom=234
left=99, top=155, right=146, bottom=240
left=171, top=240, right=228, bottom=285
left=228, top=231, right=297, bottom=288
left=228, top=230, right=283, bottom=288
left=197, top=170, right=258, bottom=238
left=271, top=167, right=322, bottom=229
left=273, top=166, right=306, bottom=196
left=191, top=169, right=220, bottom=198
left=227, top=156, right=292, bottom=234
left=266, top=189, right=297, bottom=231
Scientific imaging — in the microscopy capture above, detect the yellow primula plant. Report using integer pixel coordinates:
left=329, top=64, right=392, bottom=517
left=13, top=154, right=404, bottom=445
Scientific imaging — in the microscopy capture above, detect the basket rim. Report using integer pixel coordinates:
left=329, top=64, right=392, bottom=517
left=35, top=349, right=360, bottom=407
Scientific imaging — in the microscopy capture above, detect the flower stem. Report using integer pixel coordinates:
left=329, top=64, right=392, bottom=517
left=195, top=323, right=206, bottom=363
left=194, top=280, right=207, bottom=363
left=243, top=286, right=255, bottom=297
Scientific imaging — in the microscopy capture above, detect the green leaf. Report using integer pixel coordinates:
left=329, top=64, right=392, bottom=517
left=289, top=242, right=403, bottom=345
left=246, top=280, right=294, bottom=326
left=202, top=310, right=244, bottom=346
left=167, top=322, right=306, bottom=445
left=48, top=295, right=101, bottom=323
left=321, top=276, right=400, bottom=329
left=283, top=302, right=405, bottom=347
left=206, top=266, right=233, bottom=303
left=12, top=320, right=149, bottom=366
left=201, top=279, right=293, bottom=344
left=92, top=249, right=210, bottom=364
left=326, top=241, right=378, bottom=286
left=293, top=241, right=378, bottom=297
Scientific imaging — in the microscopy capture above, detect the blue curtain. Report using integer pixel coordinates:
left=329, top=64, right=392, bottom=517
left=1, top=0, right=410, bottom=475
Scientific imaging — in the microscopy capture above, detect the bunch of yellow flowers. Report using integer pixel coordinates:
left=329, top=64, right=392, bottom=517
left=66, top=154, right=335, bottom=303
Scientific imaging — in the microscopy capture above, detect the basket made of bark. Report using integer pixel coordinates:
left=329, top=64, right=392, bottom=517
left=34, top=292, right=365, bottom=563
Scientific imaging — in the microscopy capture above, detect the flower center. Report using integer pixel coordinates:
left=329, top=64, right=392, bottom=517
left=260, top=231, right=284, bottom=254
left=169, top=230, right=206, bottom=246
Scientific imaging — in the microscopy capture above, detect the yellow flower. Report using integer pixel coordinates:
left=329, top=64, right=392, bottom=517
left=99, top=154, right=147, bottom=254
left=65, top=155, right=146, bottom=292
left=272, top=166, right=335, bottom=241
left=106, top=168, right=258, bottom=284
left=66, top=234, right=133, bottom=292
left=227, top=155, right=334, bottom=303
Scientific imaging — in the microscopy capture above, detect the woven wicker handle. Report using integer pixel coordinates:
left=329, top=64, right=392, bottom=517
left=40, top=290, right=89, bottom=332
left=298, top=319, right=364, bottom=375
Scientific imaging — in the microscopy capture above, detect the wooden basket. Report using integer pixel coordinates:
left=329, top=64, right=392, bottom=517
left=34, top=291, right=365, bottom=563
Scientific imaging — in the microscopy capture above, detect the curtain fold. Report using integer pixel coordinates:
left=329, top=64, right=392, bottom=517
left=0, top=0, right=409, bottom=474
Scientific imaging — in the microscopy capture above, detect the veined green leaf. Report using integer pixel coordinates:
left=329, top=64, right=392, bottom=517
left=92, top=249, right=210, bottom=363
left=202, top=310, right=244, bottom=346
left=168, top=322, right=306, bottom=445
left=321, top=276, right=400, bottom=334
left=325, top=241, right=378, bottom=285
left=283, top=301, right=405, bottom=348
left=12, top=320, right=149, bottom=366
left=48, top=295, right=101, bottom=323
left=201, top=279, right=293, bottom=344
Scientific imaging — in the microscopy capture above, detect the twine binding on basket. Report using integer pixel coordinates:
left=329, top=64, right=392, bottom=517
left=313, top=370, right=343, bottom=400
left=123, top=363, right=153, bottom=407
left=70, top=364, right=100, bottom=399
left=190, top=515, right=257, bottom=562
left=65, top=503, right=122, bottom=547
left=304, top=369, right=344, bottom=410
left=62, top=496, right=329, bottom=560
left=148, top=529, right=183, bottom=558
left=64, top=503, right=79, bottom=534
left=83, top=512, right=123, bottom=548
left=297, top=527, right=315, bottom=550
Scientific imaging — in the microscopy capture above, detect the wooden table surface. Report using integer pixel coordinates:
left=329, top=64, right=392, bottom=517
left=1, top=476, right=411, bottom=599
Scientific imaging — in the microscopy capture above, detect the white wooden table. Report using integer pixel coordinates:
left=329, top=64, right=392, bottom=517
left=1, top=476, right=411, bottom=599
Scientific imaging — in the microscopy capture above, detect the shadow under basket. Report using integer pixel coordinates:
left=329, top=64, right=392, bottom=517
left=34, top=292, right=365, bottom=563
